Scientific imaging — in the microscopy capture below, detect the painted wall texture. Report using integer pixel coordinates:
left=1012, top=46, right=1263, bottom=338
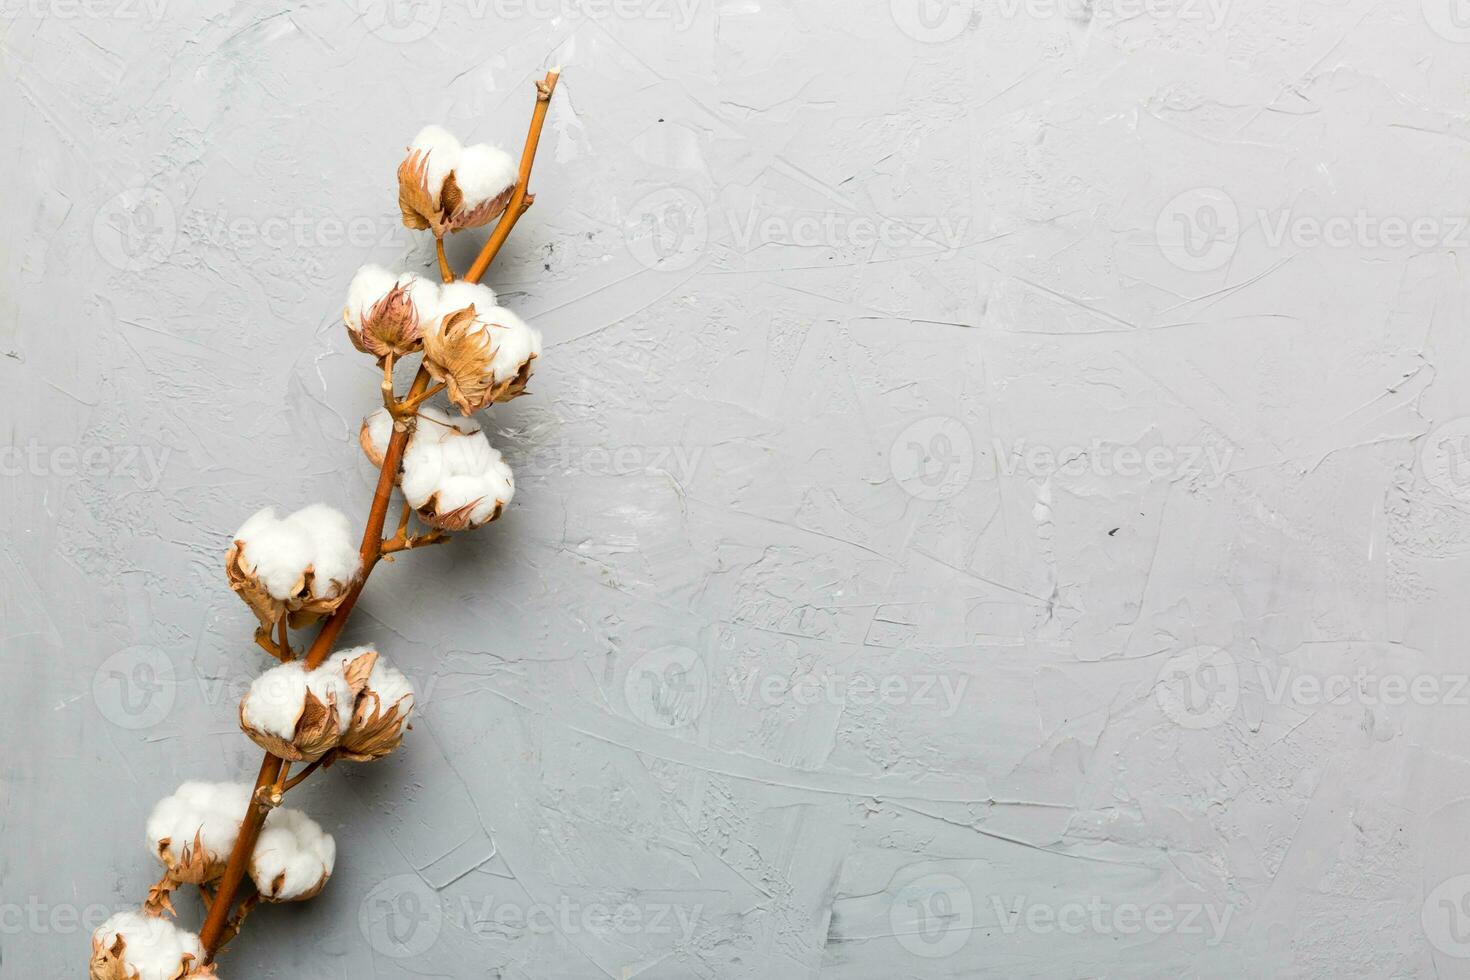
left=6, top=0, right=1470, bottom=976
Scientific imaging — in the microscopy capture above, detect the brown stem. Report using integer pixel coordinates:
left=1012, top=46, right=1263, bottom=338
left=253, top=627, right=288, bottom=663
left=435, top=237, right=455, bottom=282
left=464, top=69, right=560, bottom=285
left=277, top=618, right=291, bottom=661
left=381, top=529, right=451, bottom=555
left=280, top=755, right=327, bottom=793
left=198, top=753, right=281, bottom=954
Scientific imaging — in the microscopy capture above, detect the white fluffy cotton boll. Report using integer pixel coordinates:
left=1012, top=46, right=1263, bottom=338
left=243, top=661, right=354, bottom=740
left=235, top=507, right=316, bottom=599
left=327, top=646, right=415, bottom=761
left=90, top=912, right=204, bottom=980
left=251, top=808, right=336, bottom=902
left=422, top=299, right=542, bottom=414
left=146, top=781, right=253, bottom=875
left=429, top=289, right=538, bottom=384
left=400, top=415, right=514, bottom=529
left=400, top=126, right=517, bottom=235
left=344, top=264, right=440, bottom=360
left=453, top=143, right=517, bottom=212
left=232, top=505, right=360, bottom=602
left=238, top=660, right=357, bottom=762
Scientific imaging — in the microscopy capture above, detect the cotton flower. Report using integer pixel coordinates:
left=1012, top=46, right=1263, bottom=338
left=343, top=264, right=439, bottom=360
left=361, top=405, right=514, bottom=529
left=398, top=125, right=518, bottom=237
left=404, top=412, right=515, bottom=529
left=328, top=645, right=415, bottom=761
left=423, top=284, right=541, bottom=414
left=238, top=653, right=373, bottom=762
left=250, top=808, right=335, bottom=902
left=143, top=782, right=254, bottom=914
left=226, top=505, right=361, bottom=631
left=89, top=912, right=211, bottom=980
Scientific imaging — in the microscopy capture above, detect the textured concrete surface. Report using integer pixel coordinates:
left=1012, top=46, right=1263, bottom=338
left=6, top=0, right=1470, bottom=976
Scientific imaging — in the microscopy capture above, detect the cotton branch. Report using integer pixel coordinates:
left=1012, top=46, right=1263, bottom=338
left=189, top=72, right=561, bottom=964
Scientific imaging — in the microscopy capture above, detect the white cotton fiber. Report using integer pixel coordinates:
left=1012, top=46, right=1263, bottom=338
left=408, top=126, right=515, bottom=214
left=92, top=912, right=203, bottom=980
left=284, top=504, right=358, bottom=596
left=401, top=414, right=514, bottom=526
left=233, top=505, right=360, bottom=600
left=235, top=508, right=315, bottom=598
left=360, top=405, right=512, bottom=527
left=453, top=142, right=517, bottom=210
left=457, top=305, right=540, bottom=383
left=243, top=660, right=354, bottom=740
left=408, top=124, right=463, bottom=202
left=344, top=264, right=440, bottom=332
left=428, top=297, right=541, bottom=382
left=146, top=781, right=253, bottom=865
left=251, top=807, right=336, bottom=901
left=436, top=280, right=498, bottom=316
left=331, top=645, right=415, bottom=716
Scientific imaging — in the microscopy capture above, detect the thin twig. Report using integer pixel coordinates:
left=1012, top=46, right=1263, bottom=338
left=381, top=529, right=451, bottom=556
left=281, top=755, right=327, bottom=792
left=254, top=627, right=288, bottom=663
left=395, top=381, right=447, bottom=417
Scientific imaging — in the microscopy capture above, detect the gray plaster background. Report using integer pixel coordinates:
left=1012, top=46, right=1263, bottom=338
left=6, top=0, right=1470, bottom=977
